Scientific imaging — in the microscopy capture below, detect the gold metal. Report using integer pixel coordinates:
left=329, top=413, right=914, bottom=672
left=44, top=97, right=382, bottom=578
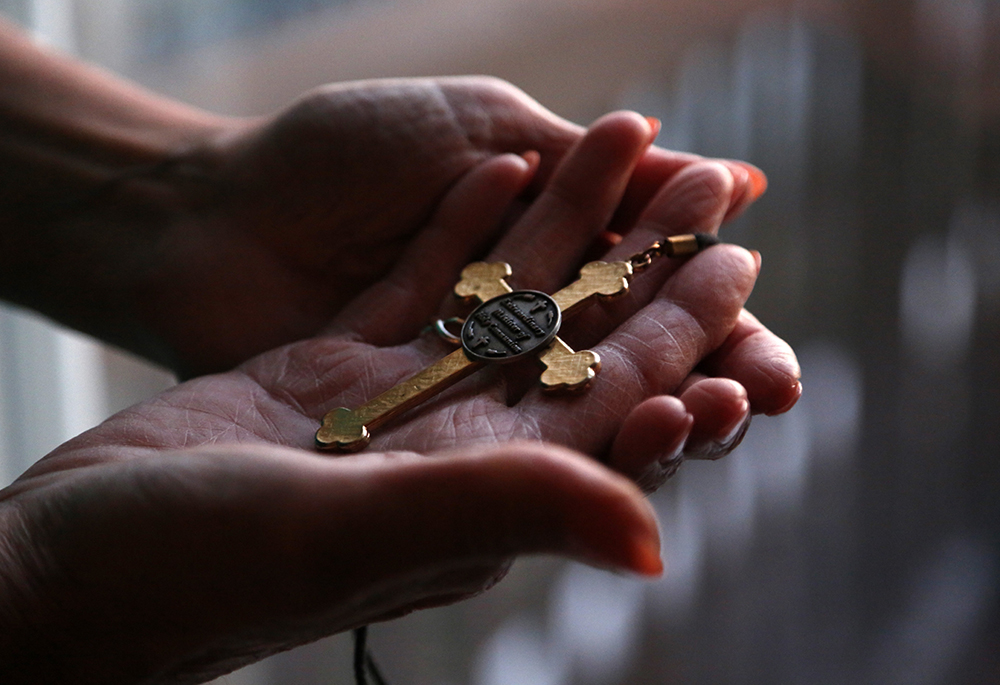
left=454, top=261, right=512, bottom=301
left=538, top=340, right=600, bottom=392
left=316, top=349, right=481, bottom=451
left=455, top=259, right=631, bottom=391
left=316, top=234, right=711, bottom=452
left=665, top=234, right=701, bottom=256
left=629, top=234, right=705, bottom=272
left=317, top=261, right=631, bottom=450
left=429, top=317, right=463, bottom=345
left=549, top=261, right=632, bottom=314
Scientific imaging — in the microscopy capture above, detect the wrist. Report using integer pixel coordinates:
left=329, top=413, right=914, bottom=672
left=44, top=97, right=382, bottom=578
left=0, top=20, right=243, bottom=366
left=0, top=18, right=231, bottom=210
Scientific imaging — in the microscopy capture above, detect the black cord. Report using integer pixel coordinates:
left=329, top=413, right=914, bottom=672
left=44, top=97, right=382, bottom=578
left=353, top=626, right=368, bottom=685
left=366, top=652, right=388, bottom=685
left=353, top=625, right=388, bottom=685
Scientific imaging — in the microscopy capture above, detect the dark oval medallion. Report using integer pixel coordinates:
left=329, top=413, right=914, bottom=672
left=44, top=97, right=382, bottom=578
left=461, top=290, right=562, bottom=363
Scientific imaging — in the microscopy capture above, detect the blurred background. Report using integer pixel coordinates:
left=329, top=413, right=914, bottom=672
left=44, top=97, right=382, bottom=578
left=1, top=0, right=999, bottom=683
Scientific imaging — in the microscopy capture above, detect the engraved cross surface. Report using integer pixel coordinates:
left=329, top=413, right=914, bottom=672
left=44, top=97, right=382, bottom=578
left=316, top=259, right=633, bottom=452
left=462, top=291, right=560, bottom=362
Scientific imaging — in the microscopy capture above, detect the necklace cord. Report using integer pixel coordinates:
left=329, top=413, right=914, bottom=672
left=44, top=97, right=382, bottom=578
left=353, top=625, right=389, bottom=685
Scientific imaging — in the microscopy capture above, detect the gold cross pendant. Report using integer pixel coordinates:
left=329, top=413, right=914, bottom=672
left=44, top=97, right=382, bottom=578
left=315, top=234, right=717, bottom=452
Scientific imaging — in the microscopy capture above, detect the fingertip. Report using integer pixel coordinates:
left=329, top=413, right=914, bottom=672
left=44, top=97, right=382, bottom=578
left=588, top=110, right=657, bottom=151
left=520, top=149, right=541, bottom=174
left=680, top=375, right=748, bottom=406
left=685, top=400, right=752, bottom=461
left=675, top=160, right=735, bottom=230
left=741, top=162, right=768, bottom=200
left=722, top=161, right=767, bottom=201
left=644, top=116, right=662, bottom=143
left=730, top=244, right=763, bottom=285
left=720, top=161, right=767, bottom=220
left=679, top=377, right=751, bottom=460
left=740, top=329, right=802, bottom=416
left=609, top=395, right=694, bottom=487
left=766, top=379, right=803, bottom=416
left=725, top=162, right=751, bottom=205
left=495, top=151, right=537, bottom=192
left=692, top=243, right=760, bottom=295
left=454, top=152, right=537, bottom=200
left=429, top=441, right=662, bottom=578
left=699, top=312, right=802, bottom=417
left=629, top=529, right=665, bottom=577
left=513, top=443, right=663, bottom=577
left=735, top=243, right=761, bottom=271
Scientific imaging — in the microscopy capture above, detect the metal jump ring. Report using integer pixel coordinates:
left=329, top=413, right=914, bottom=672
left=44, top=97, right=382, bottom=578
left=426, top=317, right=464, bottom=345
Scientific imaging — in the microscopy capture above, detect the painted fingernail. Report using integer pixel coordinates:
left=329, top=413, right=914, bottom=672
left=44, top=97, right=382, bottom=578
left=628, top=530, right=665, bottom=577
left=576, top=520, right=663, bottom=577
left=645, top=116, right=662, bottom=142
left=738, top=162, right=768, bottom=201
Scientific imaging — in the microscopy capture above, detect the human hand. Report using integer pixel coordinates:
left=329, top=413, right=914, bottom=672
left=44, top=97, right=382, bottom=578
left=0, top=112, right=795, bottom=682
left=120, top=77, right=773, bottom=378
left=133, top=76, right=800, bottom=467
left=3, top=65, right=797, bottom=449
left=0, top=30, right=795, bottom=441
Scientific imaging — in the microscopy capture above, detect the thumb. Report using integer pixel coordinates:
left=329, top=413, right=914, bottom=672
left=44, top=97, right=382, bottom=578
left=317, top=441, right=664, bottom=585
left=185, top=442, right=664, bottom=633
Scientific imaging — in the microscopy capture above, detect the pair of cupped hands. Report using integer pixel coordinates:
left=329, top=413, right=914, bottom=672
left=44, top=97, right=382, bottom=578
left=0, top=77, right=799, bottom=683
